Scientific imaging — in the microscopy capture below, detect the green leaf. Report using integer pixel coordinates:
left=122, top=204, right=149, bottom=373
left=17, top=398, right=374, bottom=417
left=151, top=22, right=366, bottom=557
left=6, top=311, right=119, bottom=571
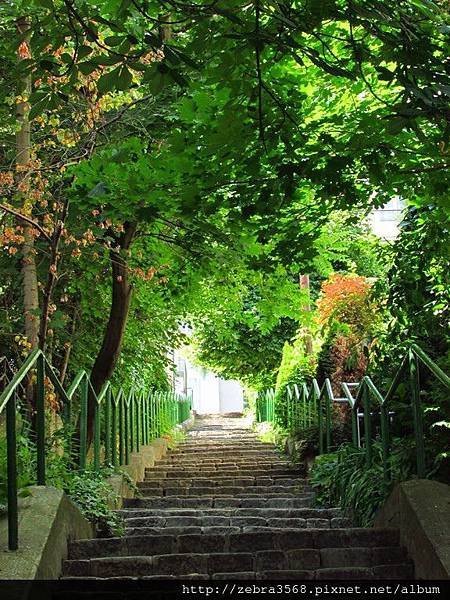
left=116, top=66, right=133, bottom=91
left=78, top=61, right=98, bottom=75
left=104, top=36, right=124, bottom=47
left=97, top=66, right=121, bottom=94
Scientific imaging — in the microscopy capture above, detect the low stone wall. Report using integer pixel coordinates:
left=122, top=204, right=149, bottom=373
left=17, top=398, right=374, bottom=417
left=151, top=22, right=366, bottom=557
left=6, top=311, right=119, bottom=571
left=0, top=486, right=93, bottom=580
left=0, top=414, right=195, bottom=580
left=374, top=479, right=450, bottom=580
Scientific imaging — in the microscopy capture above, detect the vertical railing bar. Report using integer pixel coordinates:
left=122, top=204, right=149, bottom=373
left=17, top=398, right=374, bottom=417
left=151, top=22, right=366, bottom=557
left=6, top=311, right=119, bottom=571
left=36, top=354, right=46, bottom=484
left=410, top=351, right=426, bottom=478
left=124, top=397, right=130, bottom=464
left=6, top=393, right=18, bottom=550
left=111, top=395, right=118, bottom=467
left=136, top=391, right=140, bottom=453
left=93, top=398, right=101, bottom=471
left=119, top=394, right=124, bottom=466
left=362, top=383, right=372, bottom=467
left=380, top=403, right=390, bottom=481
left=79, top=376, right=88, bottom=470
left=105, top=387, right=111, bottom=465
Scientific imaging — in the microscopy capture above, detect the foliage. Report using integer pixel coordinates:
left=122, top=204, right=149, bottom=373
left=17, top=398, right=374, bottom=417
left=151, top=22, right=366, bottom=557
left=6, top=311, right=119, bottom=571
left=273, top=336, right=316, bottom=430
left=0, top=429, right=34, bottom=512
left=63, top=469, right=124, bottom=538
left=312, top=211, right=389, bottom=283
left=316, top=274, right=377, bottom=335
left=192, top=266, right=305, bottom=389
left=310, top=439, right=417, bottom=526
left=371, top=206, right=450, bottom=370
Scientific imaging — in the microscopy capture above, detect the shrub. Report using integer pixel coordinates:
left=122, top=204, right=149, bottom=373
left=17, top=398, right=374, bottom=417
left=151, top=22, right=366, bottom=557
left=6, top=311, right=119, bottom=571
left=310, top=438, right=417, bottom=526
left=273, top=336, right=316, bottom=430
left=316, top=274, right=377, bottom=335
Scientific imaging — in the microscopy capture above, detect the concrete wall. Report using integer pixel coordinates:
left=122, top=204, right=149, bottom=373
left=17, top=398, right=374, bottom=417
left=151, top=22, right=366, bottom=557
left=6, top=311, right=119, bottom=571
left=374, top=479, right=450, bottom=580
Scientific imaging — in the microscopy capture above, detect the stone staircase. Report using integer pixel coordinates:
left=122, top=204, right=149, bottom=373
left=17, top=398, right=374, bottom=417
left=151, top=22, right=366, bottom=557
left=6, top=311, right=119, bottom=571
left=62, top=416, right=414, bottom=580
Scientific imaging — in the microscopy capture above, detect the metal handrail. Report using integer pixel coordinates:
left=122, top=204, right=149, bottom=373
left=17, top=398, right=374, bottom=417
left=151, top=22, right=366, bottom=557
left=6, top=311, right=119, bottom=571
left=0, top=350, right=192, bottom=551
left=256, top=344, right=450, bottom=481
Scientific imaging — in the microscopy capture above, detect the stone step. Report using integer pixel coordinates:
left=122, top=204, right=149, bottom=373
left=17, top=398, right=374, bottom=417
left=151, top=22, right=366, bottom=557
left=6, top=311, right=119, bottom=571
left=139, top=477, right=306, bottom=487
left=176, top=439, right=275, bottom=451
left=147, top=464, right=302, bottom=471
left=169, top=444, right=281, bottom=456
left=148, top=463, right=299, bottom=471
left=121, top=514, right=351, bottom=531
left=144, top=469, right=304, bottom=478
left=122, top=522, right=353, bottom=536
left=64, top=545, right=411, bottom=577
left=123, top=496, right=315, bottom=509
left=136, top=486, right=309, bottom=497
left=117, top=507, right=349, bottom=520
left=69, top=530, right=400, bottom=560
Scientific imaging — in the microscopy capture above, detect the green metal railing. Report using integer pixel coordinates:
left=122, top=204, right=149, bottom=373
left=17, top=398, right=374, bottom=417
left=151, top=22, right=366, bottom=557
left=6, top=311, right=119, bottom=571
left=0, top=349, right=192, bottom=551
left=257, top=344, right=450, bottom=480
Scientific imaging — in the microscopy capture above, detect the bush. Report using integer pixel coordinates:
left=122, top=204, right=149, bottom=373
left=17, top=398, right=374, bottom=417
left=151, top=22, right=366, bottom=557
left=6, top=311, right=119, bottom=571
left=273, top=337, right=316, bottom=430
left=310, top=438, right=417, bottom=526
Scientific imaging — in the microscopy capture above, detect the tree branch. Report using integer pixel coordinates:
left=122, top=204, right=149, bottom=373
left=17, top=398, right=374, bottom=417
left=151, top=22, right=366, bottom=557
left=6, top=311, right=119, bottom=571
left=0, top=203, right=52, bottom=243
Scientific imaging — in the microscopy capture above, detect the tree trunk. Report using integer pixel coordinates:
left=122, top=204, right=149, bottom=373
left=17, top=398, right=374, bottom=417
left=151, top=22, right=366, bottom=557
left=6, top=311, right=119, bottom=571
left=16, top=17, right=39, bottom=350
left=87, top=222, right=137, bottom=444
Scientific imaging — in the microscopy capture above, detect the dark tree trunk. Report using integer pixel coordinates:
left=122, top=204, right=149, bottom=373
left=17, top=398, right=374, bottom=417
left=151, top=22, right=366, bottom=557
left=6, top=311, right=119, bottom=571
left=86, top=222, right=136, bottom=444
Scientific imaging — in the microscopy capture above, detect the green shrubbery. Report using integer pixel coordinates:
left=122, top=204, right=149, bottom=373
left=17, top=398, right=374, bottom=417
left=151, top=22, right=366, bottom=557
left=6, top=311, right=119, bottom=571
left=273, top=336, right=316, bottom=429
left=309, top=439, right=417, bottom=526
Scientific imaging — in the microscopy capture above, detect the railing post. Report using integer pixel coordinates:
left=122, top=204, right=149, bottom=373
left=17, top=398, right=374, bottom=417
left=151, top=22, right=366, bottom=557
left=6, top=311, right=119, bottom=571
left=380, top=403, right=390, bottom=481
left=64, top=393, right=72, bottom=459
left=6, top=393, right=18, bottom=550
left=129, top=390, right=135, bottom=453
left=124, top=397, right=130, bottom=464
left=119, top=394, right=124, bottom=466
left=351, top=406, right=358, bottom=447
left=136, top=392, right=141, bottom=453
left=325, top=381, right=332, bottom=453
left=409, top=351, right=426, bottom=478
left=318, top=388, right=324, bottom=455
left=79, top=376, right=88, bottom=470
left=111, top=394, right=118, bottom=467
left=93, top=397, right=101, bottom=471
left=105, top=388, right=111, bottom=465
left=36, top=353, right=46, bottom=484
left=362, top=384, right=372, bottom=467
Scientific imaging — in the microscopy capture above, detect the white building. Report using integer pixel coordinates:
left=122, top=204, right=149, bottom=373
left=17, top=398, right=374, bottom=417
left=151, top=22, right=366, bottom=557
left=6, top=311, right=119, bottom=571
left=369, top=197, right=404, bottom=240
left=172, top=351, right=244, bottom=415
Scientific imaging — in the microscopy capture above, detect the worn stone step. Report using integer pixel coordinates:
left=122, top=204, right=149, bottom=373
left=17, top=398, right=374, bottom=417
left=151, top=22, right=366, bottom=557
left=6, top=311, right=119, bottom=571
left=171, top=444, right=277, bottom=449
left=136, top=486, right=309, bottom=497
left=117, top=507, right=349, bottom=520
left=123, top=495, right=315, bottom=509
left=147, top=464, right=300, bottom=472
left=139, top=477, right=306, bottom=487
left=153, top=461, right=293, bottom=469
left=65, top=544, right=410, bottom=577
left=122, top=515, right=352, bottom=532
left=70, top=528, right=401, bottom=560
left=145, top=468, right=303, bottom=478
left=171, top=447, right=277, bottom=454
left=69, top=528, right=406, bottom=568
